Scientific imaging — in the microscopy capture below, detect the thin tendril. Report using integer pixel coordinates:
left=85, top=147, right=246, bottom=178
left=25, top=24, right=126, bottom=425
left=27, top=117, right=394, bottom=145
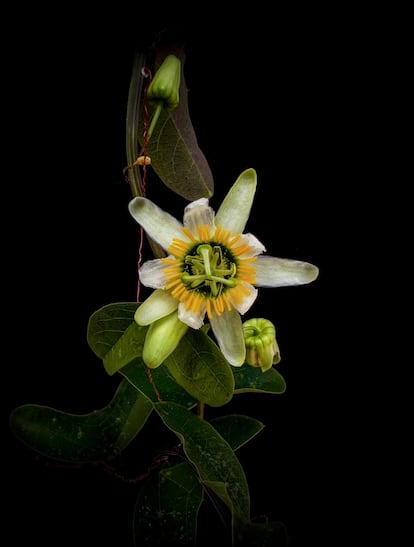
left=136, top=66, right=152, bottom=303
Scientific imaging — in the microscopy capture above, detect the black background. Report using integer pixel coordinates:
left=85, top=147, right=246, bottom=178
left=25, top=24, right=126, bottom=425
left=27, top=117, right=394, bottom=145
left=4, top=8, right=369, bottom=547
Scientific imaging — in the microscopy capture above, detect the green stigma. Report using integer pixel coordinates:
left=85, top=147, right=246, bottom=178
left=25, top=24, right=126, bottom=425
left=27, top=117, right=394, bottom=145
left=181, top=243, right=238, bottom=298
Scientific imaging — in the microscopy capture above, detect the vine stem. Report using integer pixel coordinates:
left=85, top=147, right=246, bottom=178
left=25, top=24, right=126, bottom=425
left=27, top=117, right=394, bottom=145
left=198, top=402, right=205, bottom=420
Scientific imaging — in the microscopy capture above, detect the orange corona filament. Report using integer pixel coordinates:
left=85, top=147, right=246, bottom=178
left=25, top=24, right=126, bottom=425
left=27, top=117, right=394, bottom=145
left=161, top=224, right=258, bottom=319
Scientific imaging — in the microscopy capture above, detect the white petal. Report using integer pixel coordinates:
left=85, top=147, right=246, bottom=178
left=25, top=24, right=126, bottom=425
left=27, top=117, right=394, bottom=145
left=129, top=197, right=187, bottom=250
left=178, top=301, right=206, bottom=329
left=183, top=198, right=215, bottom=235
left=135, top=289, right=179, bottom=325
left=236, top=233, right=266, bottom=257
left=139, top=259, right=169, bottom=289
left=210, top=308, right=246, bottom=367
left=255, top=256, right=319, bottom=287
left=215, top=168, right=257, bottom=234
left=228, top=282, right=258, bottom=314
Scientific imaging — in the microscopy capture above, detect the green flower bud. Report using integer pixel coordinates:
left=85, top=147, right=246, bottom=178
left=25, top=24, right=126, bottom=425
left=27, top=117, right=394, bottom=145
left=242, top=318, right=281, bottom=373
left=143, top=311, right=188, bottom=368
left=147, top=54, right=181, bottom=111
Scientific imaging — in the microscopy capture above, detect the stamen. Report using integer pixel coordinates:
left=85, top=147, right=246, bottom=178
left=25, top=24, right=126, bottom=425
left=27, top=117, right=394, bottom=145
left=209, top=275, right=238, bottom=287
left=181, top=273, right=207, bottom=284
left=198, top=245, right=212, bottom=276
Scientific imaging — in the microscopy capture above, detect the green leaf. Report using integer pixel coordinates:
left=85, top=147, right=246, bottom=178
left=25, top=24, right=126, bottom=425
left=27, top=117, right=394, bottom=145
left=139, top=48, right=214, bottom=201
left=10, top=379, right=152, bottom=462
left=210, top=415, right=264, bottom=451
left=159, top=462, right=204, bottom=543
left=87, top=302, right=139, bottom=359
left=87, top=302, right=148, bottom=376
left=103, top=321, right=147, bottom=376
left=155, top=402, right=250, bottom=524
left=232, top=365, right=286, bottom=394
left=165, top=329, right=234, bottom=407
left=201, top=480, right=244, bottom=545
left=87, top=302, right=198, bottom=407
left=133, top=462, right=203, bottom=546
left=122, top=359, right=197, bottom=409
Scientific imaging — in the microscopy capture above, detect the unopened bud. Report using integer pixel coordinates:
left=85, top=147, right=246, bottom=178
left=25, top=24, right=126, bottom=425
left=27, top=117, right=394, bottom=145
left=147, top=54, right=181, bottom=111
left=142, top=311, right=188, bottom=368
left=243, top=318, right=281, bottom=373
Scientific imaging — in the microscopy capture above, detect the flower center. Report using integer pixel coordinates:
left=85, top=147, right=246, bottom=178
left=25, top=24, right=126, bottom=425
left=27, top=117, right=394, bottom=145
left=181, top=243, right=238, bottom=298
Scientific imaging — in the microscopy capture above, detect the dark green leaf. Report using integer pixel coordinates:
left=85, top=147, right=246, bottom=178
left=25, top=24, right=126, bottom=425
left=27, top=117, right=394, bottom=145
left=103, top=321, right=147, bottom=376
left=233, top=365, right=286, bottom=394
left=87, top=302, right=148, bottom=376
left=155, top=402, right=250, bottom=524
left=87, top=302, right=139, bottom=359
left=165, top=329, right=234, bottom=407
left=134, top=462, right=203, bottom=546
left=201, top=480, right=243, bottom=545
left=133, top=472, right=159, bottom=546
left=139, top=48, right=214, bottom=201
left=10, top=379, right=152, bottom=462
left=87, top=303, right=198, bottom=407
left=122, top=359, right=197, bottom=409
left=210, top=415, right=264, bottom=451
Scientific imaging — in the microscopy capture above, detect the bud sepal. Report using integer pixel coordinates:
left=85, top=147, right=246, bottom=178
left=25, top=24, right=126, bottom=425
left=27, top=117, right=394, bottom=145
left=243, top=318, right=281, bottom=372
